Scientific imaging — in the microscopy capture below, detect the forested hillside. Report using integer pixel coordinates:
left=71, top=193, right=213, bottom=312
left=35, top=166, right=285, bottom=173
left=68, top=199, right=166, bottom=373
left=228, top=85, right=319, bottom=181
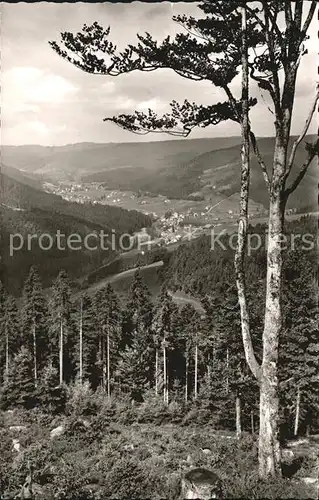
left=0, top=172, right=151, bottom=294
left=0, top=217, right=317, bottom=498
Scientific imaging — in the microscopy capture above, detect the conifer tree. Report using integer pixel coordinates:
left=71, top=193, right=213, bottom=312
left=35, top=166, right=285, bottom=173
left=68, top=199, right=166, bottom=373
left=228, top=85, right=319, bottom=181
left=0, top=346, right=36, bottom=410
left=36, top=362, right=66, bottom=414
left=49, top=270, right=75, bottom=385
left=74, top=293, right=97, bottom=386
left=94, top=284, right=121, bottom=396
left=2, top=295, right=20, bottom=381
left=117, top=274, right=155, bottom=397
left=154, top=286, right=179, bottom=404
left=21, top=266, right=48, bottom=385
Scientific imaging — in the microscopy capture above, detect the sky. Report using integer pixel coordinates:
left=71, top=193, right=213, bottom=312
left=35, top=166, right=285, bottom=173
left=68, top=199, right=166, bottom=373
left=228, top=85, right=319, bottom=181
left=1, top=1, right=317, bottom=146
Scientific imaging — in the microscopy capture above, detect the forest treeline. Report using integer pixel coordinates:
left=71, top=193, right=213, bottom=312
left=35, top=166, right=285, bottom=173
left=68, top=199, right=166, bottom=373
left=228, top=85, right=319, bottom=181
left=0, top=216, right=317, bottom=438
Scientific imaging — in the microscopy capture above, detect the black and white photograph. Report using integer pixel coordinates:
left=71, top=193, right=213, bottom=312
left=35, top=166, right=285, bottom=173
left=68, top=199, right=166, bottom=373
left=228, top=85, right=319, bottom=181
left=0, top=1, right=318, bottom=498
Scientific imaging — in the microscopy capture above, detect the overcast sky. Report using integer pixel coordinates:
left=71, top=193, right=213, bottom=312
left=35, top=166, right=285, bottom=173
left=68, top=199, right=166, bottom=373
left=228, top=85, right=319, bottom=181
left=1, top=1, right=317, bottom=146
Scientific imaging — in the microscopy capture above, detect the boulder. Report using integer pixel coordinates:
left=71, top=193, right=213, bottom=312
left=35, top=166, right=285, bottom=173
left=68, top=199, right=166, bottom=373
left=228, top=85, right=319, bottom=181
left=181, top=468, right=222, bottom=499
left=50, top=425, right=65, bottom=439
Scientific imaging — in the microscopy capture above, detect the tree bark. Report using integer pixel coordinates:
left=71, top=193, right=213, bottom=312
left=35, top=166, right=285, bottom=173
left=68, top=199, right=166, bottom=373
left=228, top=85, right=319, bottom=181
left=236, top=395, right=242, bottom=439
left=294, top=387, right=301, bottom=437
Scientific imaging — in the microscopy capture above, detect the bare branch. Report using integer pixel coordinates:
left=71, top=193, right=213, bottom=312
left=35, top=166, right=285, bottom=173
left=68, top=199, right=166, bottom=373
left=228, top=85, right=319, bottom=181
left=286, top=85, right=319, bottom=177
left=300, top=1, right=317, bottom=39
left=293, top=1, right=303, bottom=29
left=285, top=140, right=319, bottom=198
left=262, top=1, right=282, bottom=109
left=284, top=1, right=293, bottom=29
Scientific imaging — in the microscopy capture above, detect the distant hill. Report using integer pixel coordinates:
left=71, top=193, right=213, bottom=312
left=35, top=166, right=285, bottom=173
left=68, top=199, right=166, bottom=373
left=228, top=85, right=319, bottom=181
left=1, top=137, right=242, bottom=182
left=0, top=172, right=152, bottom=295
left=2, top=135, right=316, bottom=211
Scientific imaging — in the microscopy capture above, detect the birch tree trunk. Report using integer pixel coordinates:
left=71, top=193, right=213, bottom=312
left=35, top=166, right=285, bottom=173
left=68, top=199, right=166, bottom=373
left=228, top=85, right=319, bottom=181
left=294, top=387, right=301, bottom=437
left=33, top=321, right=37, bottom=387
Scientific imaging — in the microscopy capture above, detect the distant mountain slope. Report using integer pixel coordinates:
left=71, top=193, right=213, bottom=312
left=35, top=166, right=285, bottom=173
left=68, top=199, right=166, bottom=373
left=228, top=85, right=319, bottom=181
left=84, top=136, right=317, bottom=210
left=2, top=135, right=316, bottom=211
left=1, top=137, right=242, bottom=182
left=1, top=164, right=42, bottom=189
left=0, top=172, right=151, bottom=234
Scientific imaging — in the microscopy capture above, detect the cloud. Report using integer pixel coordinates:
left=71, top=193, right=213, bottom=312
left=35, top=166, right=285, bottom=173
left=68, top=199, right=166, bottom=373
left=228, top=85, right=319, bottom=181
left=1, top=2, right=317, bottom=145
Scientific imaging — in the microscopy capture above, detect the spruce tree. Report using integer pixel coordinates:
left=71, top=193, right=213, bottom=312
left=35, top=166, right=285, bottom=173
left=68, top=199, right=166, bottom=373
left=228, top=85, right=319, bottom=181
left=154, top=286, right=179, bottom=404
left=74, top=293, right=97, bottom=386
left=49, top=270, right=76, bottom=384
left=36, top=363, right=66, bottom=414
left=94, top=284, right=121, bottom=395
left=1, top=346, right=36, bottom=410
left=2, top=295, right=20, bottom=382
left=117, top=272, right=155, bottom=396
left=21, top=266, right=48, bottom=385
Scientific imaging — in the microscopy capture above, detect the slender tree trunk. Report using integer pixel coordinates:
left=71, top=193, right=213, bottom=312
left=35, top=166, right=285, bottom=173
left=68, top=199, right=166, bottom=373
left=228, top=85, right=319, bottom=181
left=98, top=336, right=102, bottom=388
left=185, top=350, right=188, bottom=402
left=79, top=298, right=83, bottom=384
left=155, top=347, right=158, bottom=395
left=163, top=339, right=167, bottom=403
left=194, top=343, right=198, bottom=400
left=258, top=189, right=285, bottom=478
left=33, top=320, right=37, bottom=387
left=294, top=387, right=301, bottom=437
left=5, top=327, right=9, bottom=378
left=251, top=411, right=255, bottom=435
left=102, top=335, right=106, bottom=391
left=59, top=317, right=63, bottom=386
left=226, top=347, right=229, bottom=394
left=207, top=352, right=211, bottom=382
left=107, top=331, right=110, bottom=398
left=236, top=395, right=242, bottom=439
